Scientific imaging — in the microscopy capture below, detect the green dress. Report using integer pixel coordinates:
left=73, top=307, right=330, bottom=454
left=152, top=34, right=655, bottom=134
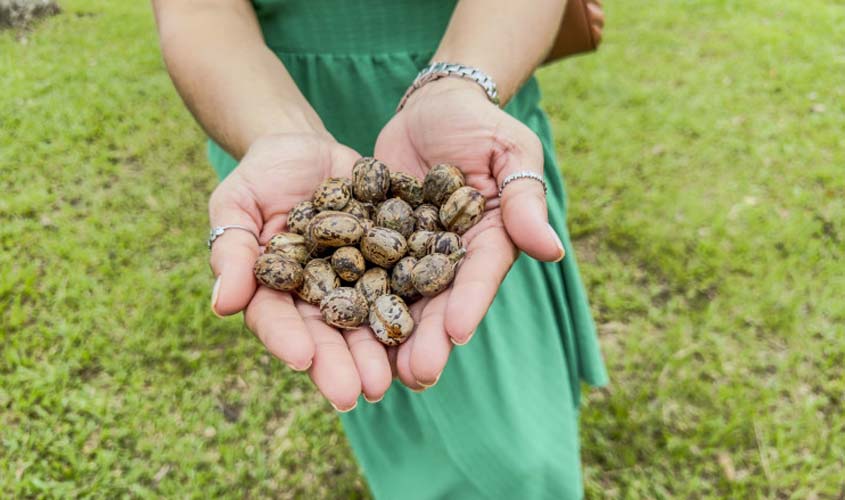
left=208, top=1, right=608, bottom=497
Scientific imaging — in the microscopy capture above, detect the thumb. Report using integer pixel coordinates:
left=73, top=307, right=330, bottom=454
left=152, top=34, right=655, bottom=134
left=208, top=183, right=262, bottom=316
left=492, top=126, right=565, bottom=262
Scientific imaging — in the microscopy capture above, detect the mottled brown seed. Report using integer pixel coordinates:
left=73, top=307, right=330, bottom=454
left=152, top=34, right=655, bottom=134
left=369, top=294, right=415, bottom=346
left=423, top=163, right=465, bottom=206
left=412, top=249, right=466, bottom=297
left=427, top=231, right=462, bottom=255
left=313, top=177, right=352, bottom=211
left=287, top=200, right=319, bottom=235
left=359, top=227, right=408, bottom=268
left=308, top=211, right=364, bottom=247
left=407, top=230, right=434, bottom=258
left=375, top=197, right=415, bottom=238
left=391, top=256, right=420, bottom=301
left=352, top=157, right=391, bottom=203
left=440, top=186, right=486, bottom=234
left=296, top=258, right=340, bottom=305
left=320, top=287, right=369, bottom=329
left=303, top=229, right=331, bottom=258
left=355, top=267, right=390, bottom=305
left=414, top=204, right=442, bottom=232
left=331, top=246, right=366, bottom=282
left=342, top=198, right=370, bottom=220
left=267, top=232, right=309, bottom=264
left=389, top=171, right=424, bottom=207
left=253, top=254, right=303, bottom=292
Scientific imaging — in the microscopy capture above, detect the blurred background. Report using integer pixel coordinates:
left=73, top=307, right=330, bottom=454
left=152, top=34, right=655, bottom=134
left=1, top=0, right=843, bottom=497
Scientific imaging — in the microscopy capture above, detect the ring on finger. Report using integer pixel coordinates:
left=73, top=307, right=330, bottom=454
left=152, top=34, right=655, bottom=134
left=207, top=225, right=260, bottom=250
left=498, top=171, right=548, bottom=198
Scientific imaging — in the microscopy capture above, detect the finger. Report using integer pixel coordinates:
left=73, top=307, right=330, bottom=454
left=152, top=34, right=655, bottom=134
left=259, top=212, right=288, bottom=243
left=345, top=327, right=392, bottom=403
left=409, top=291, right=452, bottom=387
left=208, top=183, right=262, bottom=316
left=244, top=287, right=315, bottom=370
left=296, top=301, right=362, bottom=411
left=444, top=212, right=517, bottom=343
left=395, top=334, right=425, bottom=391
left=491, top=126, right=565, bottom=262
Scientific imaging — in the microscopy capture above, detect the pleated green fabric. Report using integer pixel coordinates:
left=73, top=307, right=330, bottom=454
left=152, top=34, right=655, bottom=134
left=207, top=1, right=608, bottom=497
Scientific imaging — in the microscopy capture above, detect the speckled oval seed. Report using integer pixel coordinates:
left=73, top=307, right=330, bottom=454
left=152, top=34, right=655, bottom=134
left=359, top=227, right=408, bottom=268
left=369, top=294, right=415, bottom=346
left=308, top=211, right=364, bottom=247
left=411, top=249, right=466, bottom=297
left=342, top=198, right=370, bottom=220
left=267, top=232, right=309, bottom=264
left=414, top=204, right=442, bottom=232
left=312, top=178, right=352, bottom=211
left=331, top=246, right=366, bottom=282
left=422, top=163, right=465, bottom=206
left=407, top=230, right=434, bottom=258
left=391, top=256, right=420, bottom=301
left=375, top=198, right=415, bottom=238
left=320, top=287, right=369, bottom=329
left=287, top=200, right=319, bottom=235
left=389, top=172, right=424, bottom=207
left=427, top=231, right=462, bottom=255
left=253, top=254, right=303, bottom=292
left=354, top=267, right=390, bottom=305
left=352, top=157, right=391, bottom=203
left=303, top=229, right=331, bottom=258
left=439, top=186, right=486, bottom=234
left=296, top=258, right=340, bottom=305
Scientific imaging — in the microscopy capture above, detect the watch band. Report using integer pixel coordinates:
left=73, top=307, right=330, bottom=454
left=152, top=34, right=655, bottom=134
left=396, top=62, right=501, bottom=112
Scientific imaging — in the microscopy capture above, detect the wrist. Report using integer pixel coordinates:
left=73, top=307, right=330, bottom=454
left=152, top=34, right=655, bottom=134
left=398, top=62, right=500, bottom=112
left=245, top=110, right=333, bottom=152
left=403, top=76, right=488, bottom=110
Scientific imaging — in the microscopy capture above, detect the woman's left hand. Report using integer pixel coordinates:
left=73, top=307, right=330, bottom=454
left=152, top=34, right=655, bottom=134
left=374, top=78, right=566, bottom=390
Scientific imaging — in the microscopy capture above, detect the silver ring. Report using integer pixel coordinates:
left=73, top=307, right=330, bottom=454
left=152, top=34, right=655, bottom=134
left=207, top=225, right=259, bottom=250
left=498, top=171, right=547, bottom=198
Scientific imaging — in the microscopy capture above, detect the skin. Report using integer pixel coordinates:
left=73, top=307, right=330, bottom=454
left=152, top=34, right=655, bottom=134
left=152, top=0, right=605, bottom=407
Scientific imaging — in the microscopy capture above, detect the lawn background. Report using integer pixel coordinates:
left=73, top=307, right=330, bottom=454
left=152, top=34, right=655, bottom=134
left=1, top=0, right=843, bottom=497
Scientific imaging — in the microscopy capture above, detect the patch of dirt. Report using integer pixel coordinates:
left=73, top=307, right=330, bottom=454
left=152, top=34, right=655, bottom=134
left=0, top=0, right=60, bottom=30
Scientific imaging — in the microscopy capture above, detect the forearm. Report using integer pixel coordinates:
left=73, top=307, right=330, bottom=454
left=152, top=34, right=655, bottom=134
left=433, top=0, right=565, bottom=104
left=152, top=0, right=328, bottom=159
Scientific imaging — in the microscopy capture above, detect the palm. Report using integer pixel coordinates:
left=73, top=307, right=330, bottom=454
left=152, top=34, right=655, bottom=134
left=210, top=133, right=392, bottom=409
left=374, top=87, right=525, bottom=389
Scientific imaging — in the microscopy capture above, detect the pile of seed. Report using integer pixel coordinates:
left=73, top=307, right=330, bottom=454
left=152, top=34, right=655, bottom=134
left=253, top=158, right=485, bottom=346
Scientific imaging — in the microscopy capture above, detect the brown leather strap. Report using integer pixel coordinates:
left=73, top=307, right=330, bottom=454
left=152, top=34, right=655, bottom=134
left=544, top=0, right=601, bottom=64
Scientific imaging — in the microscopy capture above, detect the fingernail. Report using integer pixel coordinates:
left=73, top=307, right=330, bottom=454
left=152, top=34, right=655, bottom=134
left=548, top=224, right=566, bottom=262
left=364, top=393, right=385, bottom=404
left=418, top=373, right=441, bottom=388
left=211, top=276, right=223, bottom=318
left=450, top=330, right=475, bottom=346
left=286, top=359, right=313, bottom=372
left=331, top=400, right=358, bottom=413
left=410, top=386, right=427, bottom=393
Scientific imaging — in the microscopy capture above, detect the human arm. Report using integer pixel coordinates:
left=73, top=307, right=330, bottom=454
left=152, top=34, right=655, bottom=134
left=375, top=0, right=570, bottom=389
left=152, top=0, right=393, bottom=408
left=152, top=0, right=328, bottom=158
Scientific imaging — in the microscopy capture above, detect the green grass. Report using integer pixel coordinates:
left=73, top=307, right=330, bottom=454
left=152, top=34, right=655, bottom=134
left=1, top=0, right=843, bottom=497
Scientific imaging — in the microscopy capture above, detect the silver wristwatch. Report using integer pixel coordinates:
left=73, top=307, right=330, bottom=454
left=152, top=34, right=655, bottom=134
left=396, top=62, right=500, bottom=112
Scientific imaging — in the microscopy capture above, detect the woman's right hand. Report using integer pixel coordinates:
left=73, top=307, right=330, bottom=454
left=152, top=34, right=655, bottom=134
left=208, top=133, right=393, bottom=410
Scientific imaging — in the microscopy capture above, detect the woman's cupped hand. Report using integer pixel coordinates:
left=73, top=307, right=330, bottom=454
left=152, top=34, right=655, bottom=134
left=373, top=77, right=565, bottom=390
